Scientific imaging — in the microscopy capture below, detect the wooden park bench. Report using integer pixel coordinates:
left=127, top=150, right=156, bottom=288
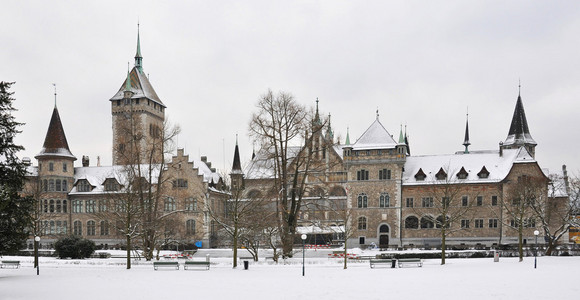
left=1, top=260, right=21, bottom=269
left=153, top=261, right=179, bottom=270
left=369, top=258, right=396, bottom=268
left=184, top=261, right=210, bottom=270
left=398, top=258, right=422, bottom=268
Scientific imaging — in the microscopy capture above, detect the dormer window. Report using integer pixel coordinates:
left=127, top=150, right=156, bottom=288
left=456, top=167, right=468, bottom=179
left=414, top=168, right=426, bottom=181
left=104, top=178, right=120, bottom=191
left=477, top=166, right=490, bottom=179
left=77, top=179, right=92, bottom=192
left=435, top=168, right=447, bottom=180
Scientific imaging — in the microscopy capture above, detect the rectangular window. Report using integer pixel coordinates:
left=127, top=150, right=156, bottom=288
left=489, top=219, right=498, bottom=228
left=461, top=219, right=470, bottom=228
left=442, top=197, right=450, bottom=209
left=421, top=197, right=433, bottom=208
left=378, top=169, right=391, bottom=180
left=406, top=198, right=414, bottom=208
left=476, top=196, right=483, bottom=206
left=86, top=200, right=96, bottom=213
left=359, top=236, right=365, bottom=245
left=99, top=199, right=108, bottom=212
left=491, top=196, right=498, bottom=206
left=462, top=196, right=468, bottom=207
left=49, top=162, right=54, bottom=171
left=475, top=219, right=484, bottom=228
left=63, top=163, right=67, bottom=173
left=173, top=179, right=188, bottom=188
left=356, top=169, right=369, bottom=181
left=72, top=200, right=83, bottom=213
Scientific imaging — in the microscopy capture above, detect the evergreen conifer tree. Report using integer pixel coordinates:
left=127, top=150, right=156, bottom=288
left=0, top=81, right=34, bottom=254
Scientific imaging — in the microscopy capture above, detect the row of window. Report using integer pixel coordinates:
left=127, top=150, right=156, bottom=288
left=42, top=199, right=67, bottom=213
left=65, top=219, right=196, bottom=236
left=42, top=178, right=69, bottom=192
left=345, top=148, right=405, bottom=157
left=414, top=166, right=490, bottom=181
left=357, top=193, right=390, bottom=208
left=39, top=162, right=68, bottom=173
left=69, top=198, right=199, bottom=214
left=403, top=216, right=501, bottom=229
left=404, top=195, right=499, bottom=208
left=116, top=98, right=165, bottom=113
left=356, top=169, right=392, bottom=181
left=41, top=220, right=68, bottom=235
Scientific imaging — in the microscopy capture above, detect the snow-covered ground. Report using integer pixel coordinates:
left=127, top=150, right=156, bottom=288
left=1, top=249, right=578, bottom=300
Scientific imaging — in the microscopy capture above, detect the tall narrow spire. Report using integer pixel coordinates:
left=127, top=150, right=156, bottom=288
left=326, top=113, right=334, bottom=141
left=463, top=110, right=471, bottom=154
left=231, top=134, right=242, bottom=173
left=135, top=23, right=143, bottom=72
left=313, top=97, right=321, bottom=126
left=404, top=125, right=410, bottom=155
left=398, top=124, right=405, bottom=143
left=345, top=127, right=351, bottom=145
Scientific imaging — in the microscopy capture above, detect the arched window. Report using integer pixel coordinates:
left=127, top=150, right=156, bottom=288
left=56, top=200, right=62, bottom=213
left=87, top=221, right=96, bottom=236
left=405, top=216, right=419, bottom=229
left=357, top=216, right=367, bottom=230
left=43, top=179, right=48, bottom=192
left=62, top=200, right=67, bottom=213
left=186, top=219, right=196, bottom=235
left=379, top=193, right=390, bottom=207
left=43, top=199, right=48, bottom=213
left=73, top=220, right=82, bottom=236
left=357, top=193, right=368, bottom=208
left=48, top=179, right=55, bottom=192
left=436, top=215, right=449, bottom=228
left=379, top=224, right=389, bottom=233
left=420, top=216, right=434, bottom=229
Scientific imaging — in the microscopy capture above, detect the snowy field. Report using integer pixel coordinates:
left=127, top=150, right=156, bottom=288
left=1, top=249, right=578, bottom=300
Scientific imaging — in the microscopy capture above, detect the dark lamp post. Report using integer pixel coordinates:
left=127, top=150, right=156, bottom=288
left=34, top=236, right=40, bottom=275
left=301, top=234, right=307, bottom=276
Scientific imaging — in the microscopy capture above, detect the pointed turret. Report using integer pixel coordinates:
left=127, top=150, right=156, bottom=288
left=230, top=135, right=244, bottom=192
left=463, top=113, right=471, bottom=154
left=135, top=24, right=143, bottom=72
left=345, top=127, right=351, bottom=145
left=36, top=106, right=76, bottom=160
left=404, top=125, right=410, bottom=155
left=312, top=97, right=321, bottom=127
left=501, top=89, right=537, bottom=157
left=398, top=124, right=405, bottom=144
left=326, top=113, right=334, bottom=141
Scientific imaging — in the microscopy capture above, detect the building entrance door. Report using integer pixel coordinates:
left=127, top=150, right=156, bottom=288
left=379, top=235, right=389, bottom=247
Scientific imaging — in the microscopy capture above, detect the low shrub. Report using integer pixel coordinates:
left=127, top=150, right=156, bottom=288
left=54, top=236, right=96, bottom=259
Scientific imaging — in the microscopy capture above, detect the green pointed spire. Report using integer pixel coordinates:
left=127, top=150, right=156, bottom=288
left=398, top=124, right=405, bottom=143
left=135, top=23, right=143, bottom=72
left=345, top=127, right=350, bottom=145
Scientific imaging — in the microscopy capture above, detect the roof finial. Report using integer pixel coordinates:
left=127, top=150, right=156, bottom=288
left=236, top=133, right=238, bottom=146
left=53, top=83, right=57, bottom=107
left=463, top=107, right=471, bottom=154
left=135, top=22, right=143, bottom=72
left=376, top=108, right=379, bottom=120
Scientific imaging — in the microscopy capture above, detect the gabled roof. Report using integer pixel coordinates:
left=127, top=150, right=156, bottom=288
left=350, top=118, right=398, bottom=150
left=110, top=67, right=165, bottom=107
left=504, top=94, right=536, bottom=146
left=403, top=147, right=536, bottom=185
left=35, top=107, right=76, bottom=160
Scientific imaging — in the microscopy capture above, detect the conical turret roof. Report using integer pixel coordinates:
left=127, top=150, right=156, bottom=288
left=36, top=107, right=76, bottom=160
left=231, top=137, right=243, bottom=175
left=504, top=94, right=536, bottom=146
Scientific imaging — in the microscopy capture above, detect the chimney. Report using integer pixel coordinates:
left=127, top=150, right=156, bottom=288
left=201, top=156, right=207, bottom=163
left=97, top=156, right=101, bottom=167
left=563, top=165, right=570, bottom=195
left=82, top=155, right=89, bottom=167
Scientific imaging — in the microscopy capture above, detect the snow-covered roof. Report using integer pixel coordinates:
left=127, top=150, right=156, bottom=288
left=402, top=147, right=536, bottom=185
left=191, top=158, right=221, bottom=184
left=69, top=164, right=161, bottom=195
left=110, top=67, right=165, bottom=107
left=350, top=118, right=399, bottom=150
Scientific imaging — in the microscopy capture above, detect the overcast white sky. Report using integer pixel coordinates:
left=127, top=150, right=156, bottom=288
left=2, top=0, right=579, bottom=176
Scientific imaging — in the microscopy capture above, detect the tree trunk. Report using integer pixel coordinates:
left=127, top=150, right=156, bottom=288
left=518, top=225, right=523, bottom=262
left=126, top=234, right=131, bottom=269
left=441, top=228, right=446, bottom=265
left=233, top=230, right=238, bottom=268
left=343, top=240, right=348, bottom=269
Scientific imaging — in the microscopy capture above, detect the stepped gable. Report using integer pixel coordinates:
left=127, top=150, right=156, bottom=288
left=35, top=107, right=76, bottom=160
left=351, top=118, right=398, bottom=150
